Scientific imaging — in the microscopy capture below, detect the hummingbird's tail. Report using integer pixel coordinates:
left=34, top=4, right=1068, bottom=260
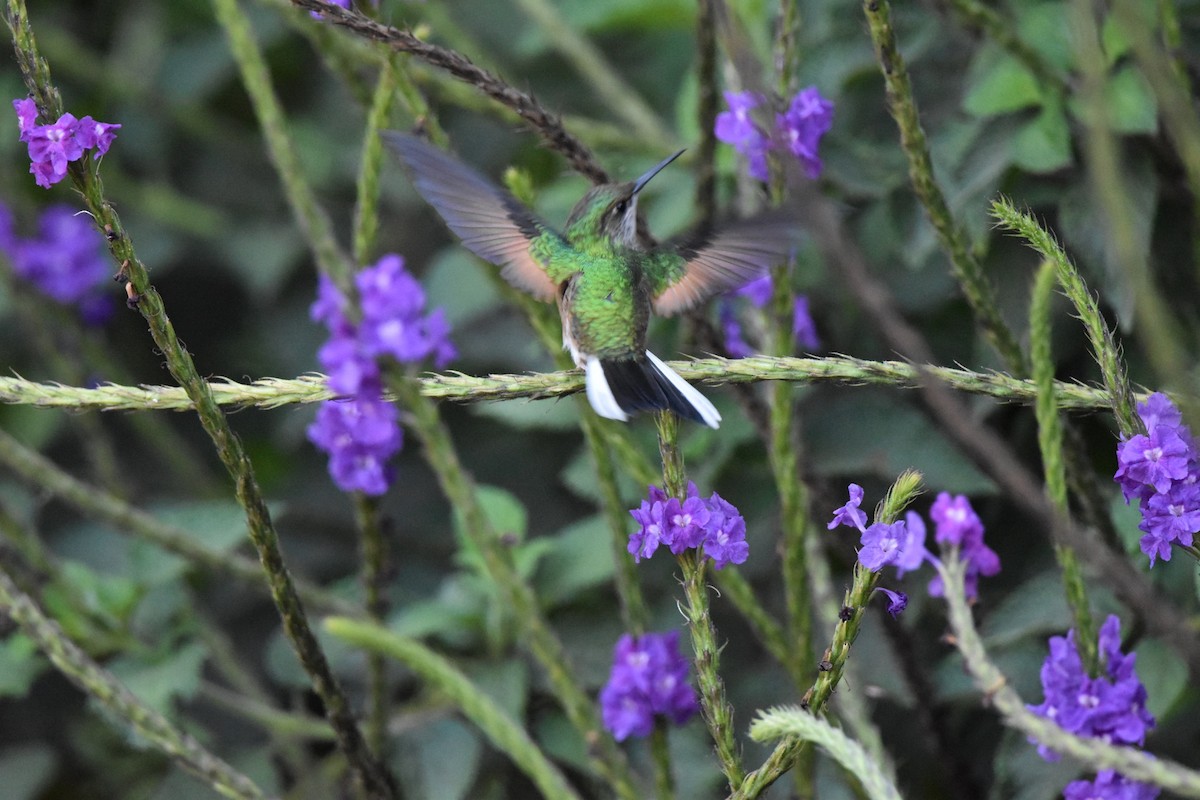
left=584, top=352, right=722, bottom=429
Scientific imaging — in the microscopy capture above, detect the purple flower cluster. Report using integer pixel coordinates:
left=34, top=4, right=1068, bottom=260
left=925, top=492, right=1001, bottom=600
left=714, top=87, right=834, bottom=181
left=306, top=254, right=455, bottom=495
left=0, top=203, right=113, bottom=324
left=720, top=275, right=819, bottom=358
left=599, top=631, right=699, bottom=741
left=13, top=98, right=120, bottom=189
left=1114, top=393, right=1200, bottom=566
left=827, top=484, right=927, bottom=574
left=628, top=482, right=749, bottom=570
left=1064, top=770, right=1159, bottom=800
left=1028, top=615, right=1156, bottom=799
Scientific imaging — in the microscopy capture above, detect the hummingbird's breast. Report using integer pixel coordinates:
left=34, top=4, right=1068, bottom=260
left=558, top=251, right=650, bottom=364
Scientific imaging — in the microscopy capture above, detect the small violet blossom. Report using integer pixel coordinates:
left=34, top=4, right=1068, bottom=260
left=1063, top=770, right=1159, bottom=800
left=925, top=492, right=1000, bottom=600
left=715, top=86, right=833, bottom=182
left=307, top=254, right=454, bottom=495
left=12, top=98, right=120, bottom=188
left=1114, top=392, right=1200, bottom=566
left=629, top=483, right=749, bottom=569
left=0, top=202, right=113, bottom=324
left=720, top=275, right=820, bottom=357
left=599, top=631, right=699, bottom=741
left=1028, top=615, right=1155, bottom=765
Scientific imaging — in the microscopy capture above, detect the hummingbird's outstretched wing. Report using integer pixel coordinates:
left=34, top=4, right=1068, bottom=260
left=648, top=210, right=799, bottom=315
left=383, top=132, right=573, bottom=301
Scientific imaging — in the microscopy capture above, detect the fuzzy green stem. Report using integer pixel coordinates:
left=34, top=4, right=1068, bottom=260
left=1029, top=260, right=1097, bottom=669
left=694, top=0, right=718, bottom=227
left=991, top=197, right=1140, bottom=434
left=354, top=494, right=390, bottom=756
left=326, top=616, right=585, bottom=800
left=655, top=411, right=745, bottom=790
left=861, top=0, right=1026, bottom=373
left=650, top=722, right=675, bottom=800
left=200, top=681, right=338, bottom=742
left=940, top=555, right=1200, bottom=797
left=353, top=59, right=397, bottom=265
left=732, top=471, right=923, bottom=800
left=210, top=0, right=353, bottom=291
left=0, top=568, right=268, bottom=800
left=392, top=377, right=637, bottom=799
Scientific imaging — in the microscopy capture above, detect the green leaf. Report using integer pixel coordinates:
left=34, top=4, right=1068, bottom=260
left=470, top=397, right=582, bottom=431
left=424, top=247, right=503, bottom=327
left=1017, top=2, right=1073, bottom=71
left=992, top=729, right=1082, bottom=800
left=1103, top=65, right=1158, bottom=134
left=0, top=744, right=56, bottom=800
left=1134, top=638, right=1187, bottom=719
left=979, top=571, right=1072, bottom=647
left=0, top=634, right=46, bottom=697
left=108, top=641, right=207, bottom=718
left=533, top=515, right=615, bottom=606
left=963, top=46, right=1043, bottom=116
left=400, top=719, right=482, bottom=800
left=1012, top=101, right=1072, bottom=173
left=462, top=658, right=529, bottom=722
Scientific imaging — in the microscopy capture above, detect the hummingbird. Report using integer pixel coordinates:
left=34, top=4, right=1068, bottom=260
left=383, top=132, right=797, bottom=428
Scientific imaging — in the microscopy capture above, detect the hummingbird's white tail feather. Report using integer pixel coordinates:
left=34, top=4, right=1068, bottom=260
left=644, top=351, right=722, bottom=429
left=585, top=357, right=629, bottom=422
left=583, top=353, right=721, bottom=428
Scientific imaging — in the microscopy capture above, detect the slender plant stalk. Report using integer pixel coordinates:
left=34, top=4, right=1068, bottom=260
left=695, top=0, right=718, bottom=227
left=1028, top=259, right=1097, bottom=668
left=354, top=494, right=391, bottom=756
left=650, top=721, right=675, bottom=800
left=991, top=197, right=1140, bottom=433
left=0, top=568, right=269, bottom=800
left=655, top=411, right=745, bottom=791
left=861, top=0, right=1026, bottom=373
left=353, top=58, right=397, bottom=265
left=210, top=0, right=353, bottom=291
left=4, top=4, right=393, bottom=795
left=326, top=616, right=585, bottom=800
left=510, top=0, right=671, bottom=144
left=940, top=555, right=1200, bottom=797
left=200, top=681, right=339, bottom=742
left=390, top=377, right=638, bottom=800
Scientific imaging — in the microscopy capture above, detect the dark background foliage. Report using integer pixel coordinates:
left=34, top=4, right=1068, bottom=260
left=1, top=0, right=1198, bottom=798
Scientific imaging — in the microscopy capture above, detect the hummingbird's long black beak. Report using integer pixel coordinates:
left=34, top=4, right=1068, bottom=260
left=632, top=149, right=686, bottom=195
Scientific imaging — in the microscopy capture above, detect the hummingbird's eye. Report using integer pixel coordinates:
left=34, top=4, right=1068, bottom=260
left=614, top=199, right=628, bottom=215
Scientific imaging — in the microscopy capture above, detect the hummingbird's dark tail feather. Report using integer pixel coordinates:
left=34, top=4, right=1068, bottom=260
left=585, top=353, right=722, bottom=429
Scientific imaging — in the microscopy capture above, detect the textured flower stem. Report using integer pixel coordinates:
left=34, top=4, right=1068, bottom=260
left=392, top=377, right=638, bottom=800
left=289, top=0, right=610, bottom=183
left=200, top=681, right=338, bottom=743
left=353, top=58, right=397, bottom=265
left=861, top=0, right=1027, bottom=374
left=210, top=0, right=354, bottom=291
left=354, top=494, right=390, bottom=756
left=326, top=616, right=584, bottom=800
left=4, top=5, right=393, bottom=795
left=1029, top=260, right=1097, bottom=668
left=510, top=0, right=671, bottom=144
left=0, top=426, right=358, bottom=616
left=694, top=0, right=718, bottom=227
left=991, top=197, right=1140, bottom=434
left=0, top=568, right=269, bottom=800
left=939, top=555, right=1200, bottom=797
left=655, top=411, right=745, bottom=791
left=650, top=722, right=675, bottom=800
left=0, top=356, right=1139, bottom=414
left=731, top=471, right=923, bottom=800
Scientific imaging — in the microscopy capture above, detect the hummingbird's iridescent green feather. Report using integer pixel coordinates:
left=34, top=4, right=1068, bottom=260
left=648, top=210, right=800, bottom=315
left=382, top=132, right=575, bottom=300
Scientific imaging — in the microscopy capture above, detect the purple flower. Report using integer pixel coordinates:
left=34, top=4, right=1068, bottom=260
left=719, top=299, right=754, bottom=358
left=894, top=510, right=928, bottom=578
left=929, top=492, right=984, bottom=546
left=12, top=97, right=37, bottom=141
left=307, top=397, right=402, bottom=496
left=599, top=631, right=699, bottom=741
left=858, top=520, right=907, bottom=571
left=307, top=254, right=453, bottom=494
left=1063, top=770, right=1159, bottom=800
left=715, top=91, right=772, bottom=181
left=0, top=203, right=114, bottom=323
left=309, top=0, right=352, bottom=19
left=828, top=484, right=868, bottom=532
left=875, top=587, right=907, bottom=618
left=777, top=87, right=834, bottom=179
left=736, top=275, right=773, bottom=308
left=1113, top=392, right=1200, bottom=565
left=792, top=295, right=820, bottom=350
left=1028, top=615, right=1155, bottom=761
left=13, top=101, right=122, bottom=188
left=628, top=484, right=749, bottom=569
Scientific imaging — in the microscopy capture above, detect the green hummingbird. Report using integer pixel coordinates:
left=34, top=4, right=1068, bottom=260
left=383, top=132, right=797, bottom=428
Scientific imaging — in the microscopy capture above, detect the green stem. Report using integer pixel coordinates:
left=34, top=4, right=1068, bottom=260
left=355, top=494, right=390, bottom=757
left=353, top=58, right=397, bottom=265
left=861, top=0, right=1027, bottom=373
left=650, top=722, right=675, bottom=800
left=1028, top=259, right=1097, bottom=669
left=655, top=411, right=745, bottom=791
left=326, top=616, right=585, bottom=800
left=0, top=568, right=268, bottom=800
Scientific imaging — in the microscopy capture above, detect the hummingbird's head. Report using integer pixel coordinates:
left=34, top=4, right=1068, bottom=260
left=564, top=149, right=685, bottom=249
